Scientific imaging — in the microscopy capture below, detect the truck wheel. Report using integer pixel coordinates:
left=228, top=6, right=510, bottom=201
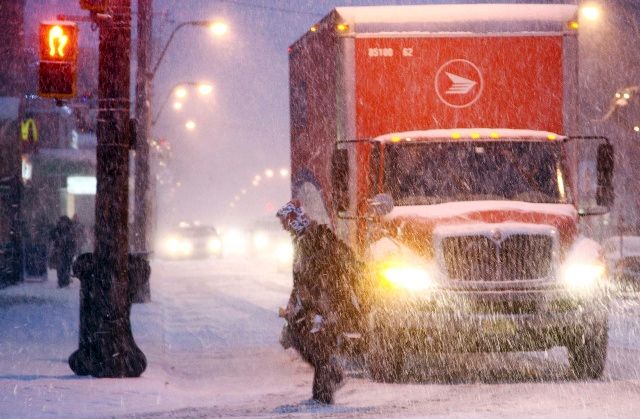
left=567, top=320, right=608, bottom=380
left=366, top=328, right=405, bottom=383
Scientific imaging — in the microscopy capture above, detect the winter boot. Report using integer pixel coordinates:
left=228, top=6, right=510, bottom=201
left=312, top=359, right=344, bottom=404
left=312, top=367, right=334, bottom=404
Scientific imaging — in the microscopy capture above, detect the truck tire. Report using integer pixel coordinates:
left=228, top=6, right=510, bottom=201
left=567, top=319, right=608, bottom=380
left=366, top=327, right=405, bottom=382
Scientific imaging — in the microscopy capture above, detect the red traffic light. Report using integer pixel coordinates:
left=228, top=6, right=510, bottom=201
left=39, top=21, right=78, bottom=62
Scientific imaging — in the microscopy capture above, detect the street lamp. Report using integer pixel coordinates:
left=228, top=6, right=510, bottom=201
left=175, top=87, right=188, bottom=99
left=197, top=83, right=214, bottom=96
left=151, top=19, right=229, bottom=77
left=133, top=16, right=228, bottom=255
left=185, top=120, right=196, bottom=131
left=152, top=81, right=214, bottom=125
left=209, top=21, right=229, bottom=37
left=580, top=4, right=601, bottom=21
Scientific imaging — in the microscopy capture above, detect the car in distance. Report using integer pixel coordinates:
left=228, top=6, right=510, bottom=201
left=248, top=218, right=293, bottom=272
left=158, top=224, right=223, bottom=260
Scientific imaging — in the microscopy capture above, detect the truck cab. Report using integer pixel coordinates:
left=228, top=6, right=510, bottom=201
left=352, top=129, right=611, bottom=381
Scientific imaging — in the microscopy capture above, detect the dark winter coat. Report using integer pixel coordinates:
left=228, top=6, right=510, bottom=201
left=289, top=223, right=364, bottom=337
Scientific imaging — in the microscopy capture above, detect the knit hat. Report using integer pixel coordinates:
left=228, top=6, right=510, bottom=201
left=276, top=199, right=310, bottom=235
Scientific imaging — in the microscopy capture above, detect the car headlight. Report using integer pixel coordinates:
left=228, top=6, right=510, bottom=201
left=253, top=233, right=269, bottom=250
left=223, top=229, right=246, bottom=254
left=164, top=236, right=181, bottom=254
left=208, top=237, right=222, bottom=252
left=561, top=262, right=606, bottom=292
left=379, top=261, right=434, bottom=291
left=163, top=236, right=193, bottom=256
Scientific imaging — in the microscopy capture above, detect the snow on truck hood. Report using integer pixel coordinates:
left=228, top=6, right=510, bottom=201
left=382, top=201, right=578, bottom=256
left=386, top=201, right=577, bottom=220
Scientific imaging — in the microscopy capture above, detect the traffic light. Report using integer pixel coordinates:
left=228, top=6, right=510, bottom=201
left=38, top=21, right=78, bottom=99
left=79, top=0, right=109, bottom=13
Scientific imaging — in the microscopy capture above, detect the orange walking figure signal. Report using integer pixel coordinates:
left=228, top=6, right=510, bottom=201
left=38, top=21, right=78, bottom=99
left=48, top=25, right=70, bottom=58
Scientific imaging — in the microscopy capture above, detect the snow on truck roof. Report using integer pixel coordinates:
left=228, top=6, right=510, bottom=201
left=374, top=129, right=567, bottom=144
left=334, top=4, right=578, bottom=25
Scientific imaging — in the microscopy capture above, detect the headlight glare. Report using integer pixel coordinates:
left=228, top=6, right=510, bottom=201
left=208, top=237, right=222, bottom=252
left=561, top=263, right=605, bottom=291
left=253, top=233, right=269, bottom=250
left=276, top=242, right=293, bottom=263
left=380, top=264, right=433, bottom=291
left=164, top=236, right=181, bottom=254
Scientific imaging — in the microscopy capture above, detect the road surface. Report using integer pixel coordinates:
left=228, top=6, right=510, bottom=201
left=0, top=256, right=639, bottom=418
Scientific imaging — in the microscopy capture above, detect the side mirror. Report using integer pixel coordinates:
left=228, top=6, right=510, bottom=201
left=368, top=193, right=394, bottom=216
left=596, top=142, right=614, bottom=207
left=578, top=206, right=609, bottom=217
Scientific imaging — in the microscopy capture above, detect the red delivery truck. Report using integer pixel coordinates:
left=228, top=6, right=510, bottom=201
left=289, top=4, right=613, bottom=381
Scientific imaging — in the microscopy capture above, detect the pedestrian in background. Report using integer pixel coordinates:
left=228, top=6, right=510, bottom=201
left=49, top=216, right=78, bottom=288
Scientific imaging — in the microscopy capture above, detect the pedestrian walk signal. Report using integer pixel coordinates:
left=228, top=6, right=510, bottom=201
left=38, top=21, right=78, bottom=99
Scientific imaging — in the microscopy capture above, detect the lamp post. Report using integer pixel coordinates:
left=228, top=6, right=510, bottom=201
left=150, top=20, right=227, bottom=77
left=133, top=14, right=226, bottom=259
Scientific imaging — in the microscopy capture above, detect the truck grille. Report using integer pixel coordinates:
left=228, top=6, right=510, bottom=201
left=441, top=234, right=553, bottom=281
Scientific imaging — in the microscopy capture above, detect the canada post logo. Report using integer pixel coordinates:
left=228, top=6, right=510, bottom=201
left=435, top=59, right=484, bottom=108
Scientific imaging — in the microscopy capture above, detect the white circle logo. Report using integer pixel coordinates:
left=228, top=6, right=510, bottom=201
left=435, top=59, right=484, bottom=109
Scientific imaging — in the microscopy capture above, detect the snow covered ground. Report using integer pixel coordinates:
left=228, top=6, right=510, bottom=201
left=1, top=256, right=639, bottom=418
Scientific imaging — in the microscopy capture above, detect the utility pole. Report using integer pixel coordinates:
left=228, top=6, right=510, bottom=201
left=69, top=0, right=146, bottom=378
left=133, top=0, right=152, bottom=257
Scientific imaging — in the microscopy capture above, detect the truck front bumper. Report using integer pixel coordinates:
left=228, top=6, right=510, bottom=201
left=369, top=288, right=609, bottom=352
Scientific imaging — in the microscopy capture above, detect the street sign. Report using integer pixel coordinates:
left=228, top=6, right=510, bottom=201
left=38, top=21, right=78, bottom=99
left=79, top=0, right=109, bottom=13
left=20, top=118, right=39, bottom=154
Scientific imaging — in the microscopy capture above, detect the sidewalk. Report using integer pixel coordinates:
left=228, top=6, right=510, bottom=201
left=0, top=263, right=305, bottom=419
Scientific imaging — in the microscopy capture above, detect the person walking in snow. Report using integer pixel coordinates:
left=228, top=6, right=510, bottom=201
left=277, top=200, right=364, bottom=404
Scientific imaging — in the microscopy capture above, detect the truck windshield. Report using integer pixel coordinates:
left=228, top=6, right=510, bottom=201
left=384, top=141, right=570, bottom=206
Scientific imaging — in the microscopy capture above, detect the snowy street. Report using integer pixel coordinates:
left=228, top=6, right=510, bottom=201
left=1, top=256, right=640, bottom=418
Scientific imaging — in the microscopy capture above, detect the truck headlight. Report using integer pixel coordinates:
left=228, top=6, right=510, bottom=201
left=561, top=262, right=605, bottom=292
left=380, top=263, right=434, bottom=291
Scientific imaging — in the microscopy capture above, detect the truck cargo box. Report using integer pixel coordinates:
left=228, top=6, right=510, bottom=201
left=289, top=4, right=579, bottom=228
